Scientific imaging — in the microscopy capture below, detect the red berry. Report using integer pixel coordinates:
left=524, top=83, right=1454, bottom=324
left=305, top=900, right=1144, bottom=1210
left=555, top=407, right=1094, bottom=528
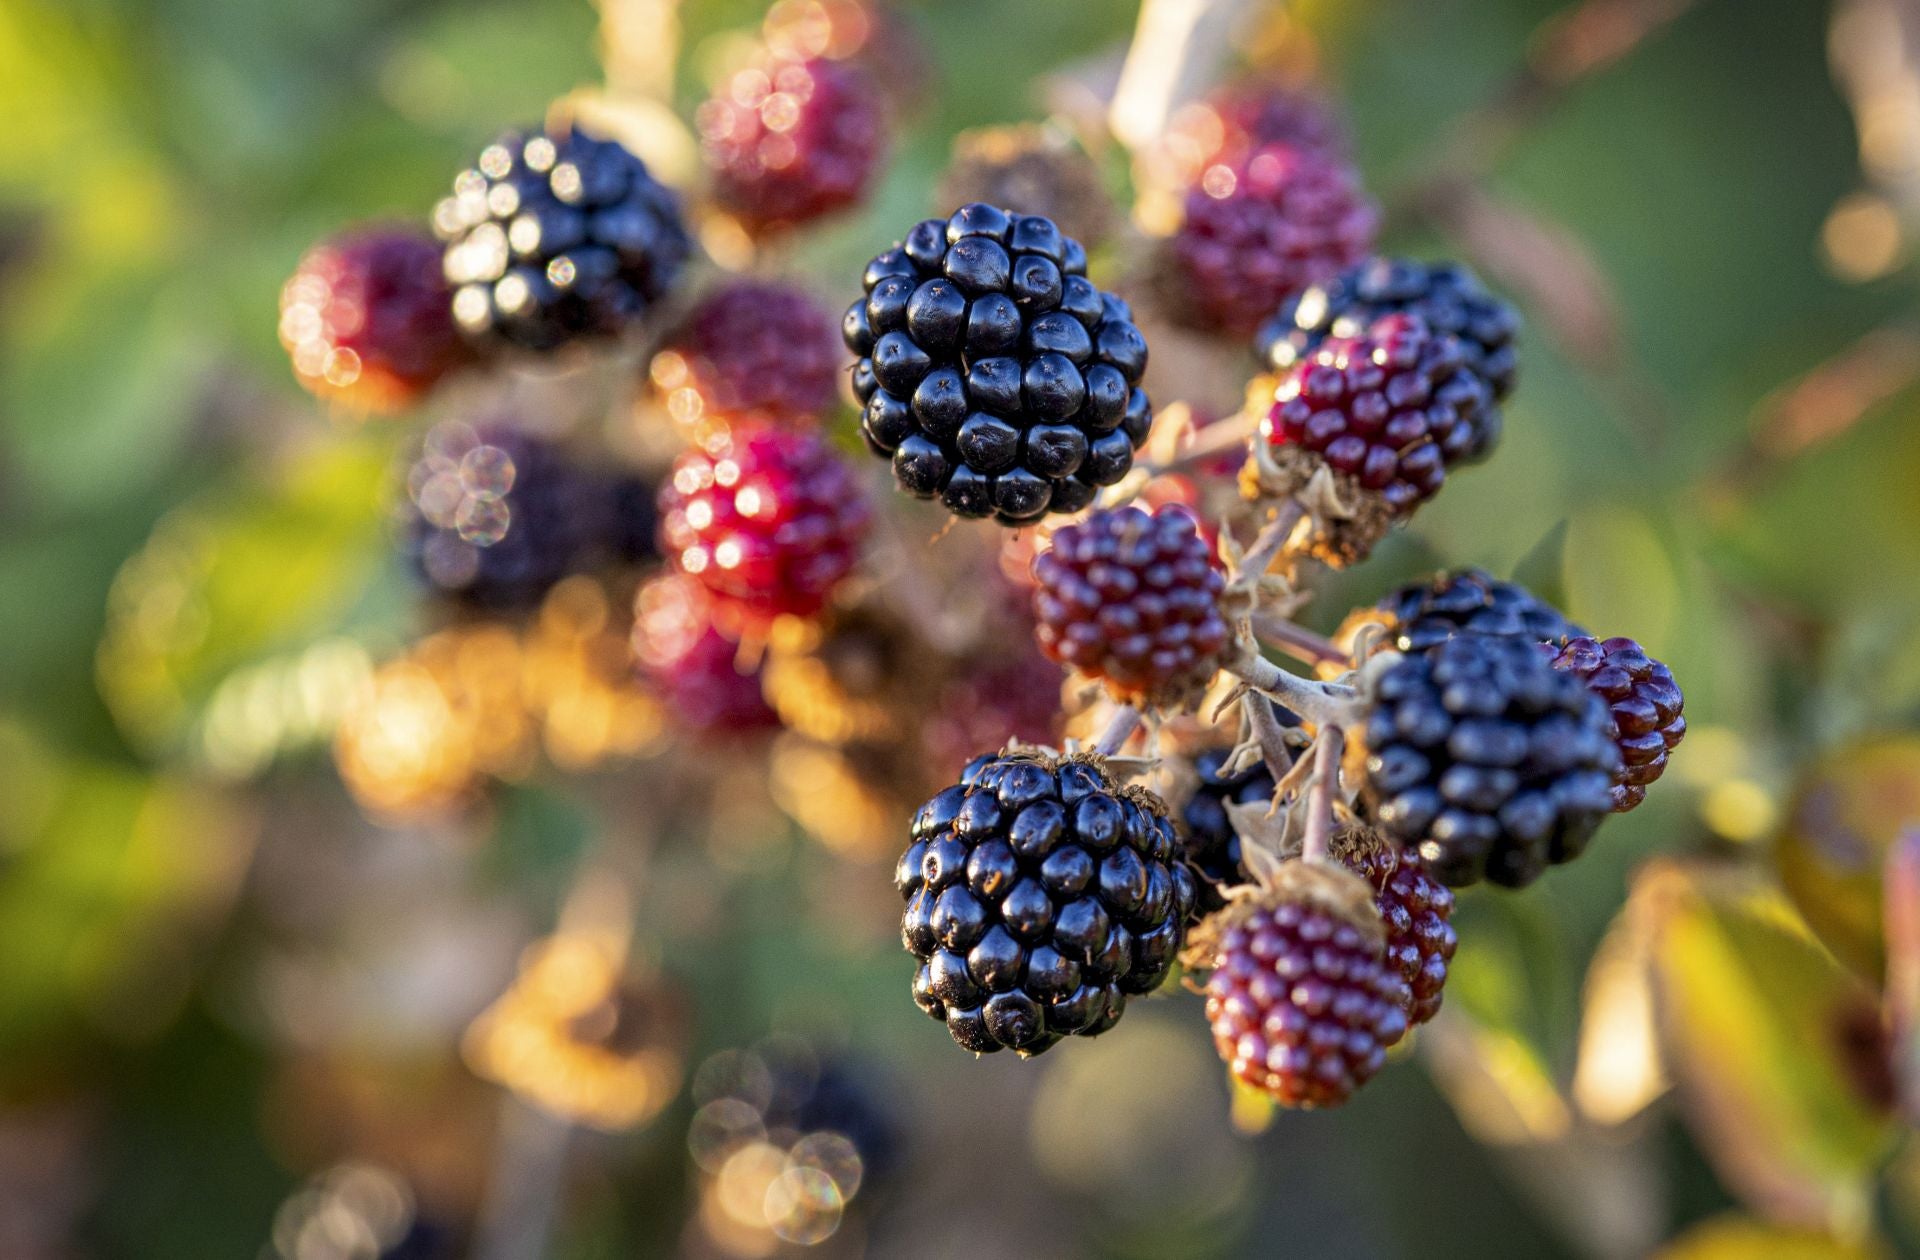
left=1162, top=143, right=1376, bottom=337
left=631, top=575, right=780, bottom=736
left=1201, top=864, right=1407, bottom=1108
left=1341, top=839, right=1457, bottom=1026
left=1542, top=635, right=1686, bottom=812
left=658, top=424, right=871, bottom=634
left=279, top=227, right=466, bottom=411
left=1263, top=312, right=1489, bottom=515
left=651, top=280, right=842, bottom=428
left=1031, top=505, right=1232, bottom=709
left=699, top=54, right=886, bottom=234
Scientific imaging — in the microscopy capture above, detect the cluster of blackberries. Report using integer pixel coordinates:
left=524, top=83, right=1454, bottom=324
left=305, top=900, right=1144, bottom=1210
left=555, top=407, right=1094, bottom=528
left=899, top=753, right=1197, bottom=1055
left=845, top=204, right=1153, bottom=523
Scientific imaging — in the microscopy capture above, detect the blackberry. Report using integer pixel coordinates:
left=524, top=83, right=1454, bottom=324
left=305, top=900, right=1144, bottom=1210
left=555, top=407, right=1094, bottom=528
left=1031, top=505, right=1232, bottom=709
left=1337, top=832, right=1456, bottom=1026
left=898, top=752, right=1197, bottom=1055
left=1372, top=568, right=1582, bottom=654
left=632, top=575, right=781, bottom=735
left=1542, top=635, right=1686, bottom=812
left=650, top=280, right=842, bottom=428
left=937, top=124, right=1114, bottom=249
left=1197, top=862, right=1406, bottom=1108
left=606, top=473, right=660, bottom=565
left=1179, top=746, right=1277, bottom=897
left=1258, top=313, right=1490, bottom=517
left=402, top=424, right=603, bottom=610
left=658, top=424, right=871, bottom=634
left=279, top=227, right=467, bottom=411
left=1158, top=143, right=1376, bottom=338
left=1359, top=633, right=1621, bottom=888
left=762, top=0, right=935, bottom=116
left=700, top=54, right=886, bottom=234
left=1259, top=258, right=1519, bottom=463
left=752, top=1048, right=903, bottom=1189
left=437, top=124, right=691, bottom=352
left=844, top=204, right=1154, bottom=523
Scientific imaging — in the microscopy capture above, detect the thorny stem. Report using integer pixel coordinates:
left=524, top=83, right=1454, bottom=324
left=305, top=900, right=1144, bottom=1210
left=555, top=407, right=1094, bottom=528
left=1301, top=726, right=1345, bottom=866
left=1222, top=655, right=1360, bottom=731
left=1252, top=613, right=1350, bottom=670
left=1091, top=704, right=1142, bottom=757
left=1243, top=691, right=1294, bottom=783
left=1236, top=499, right=1305, bottom=583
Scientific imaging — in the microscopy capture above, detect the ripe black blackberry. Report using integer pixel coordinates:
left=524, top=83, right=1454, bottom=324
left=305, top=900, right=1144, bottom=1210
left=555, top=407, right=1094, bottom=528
left=1196, top=861, right=1406, bottom=1108
left=1542, top=635, right=1686, bottom=812
left=1369, top=568, right=1582, bottom=654
left=1030, top=505, right=1232, bottom=709
left=1359, top=633, right=1620, bottom=888
left=1259, top=258, right=1519, bottom=464
left=402, top=424, right=604, bottom=610
left=437, top=124, right=691, bottom=352
left=845, top=204, right=1153, bottom=523
left=898, top=751, right=1197, bottom=1055
left=1179, top=747, right=1274, bottom=898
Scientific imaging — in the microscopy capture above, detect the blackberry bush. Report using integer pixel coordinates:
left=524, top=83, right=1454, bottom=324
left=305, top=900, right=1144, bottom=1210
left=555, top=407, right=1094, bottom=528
left=844, top=204, right=1152, bottom=522
left=898, top=752, right=1197, bottom=1055
left=437, top=124, right=691, bottom=351
left=1543, top=634, right=1687, bottom=812
left=1359, top=632, right=1621, bottom=888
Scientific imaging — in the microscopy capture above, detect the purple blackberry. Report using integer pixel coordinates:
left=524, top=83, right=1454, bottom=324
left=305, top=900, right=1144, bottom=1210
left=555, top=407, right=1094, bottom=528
left=1375, top=569, right=1582, bottom=654
left=845, top=204, right=1153, bottom=523
left=898, top=752, right=1197, bottom=1055
left=1541, top=635, right=1686, bottom=812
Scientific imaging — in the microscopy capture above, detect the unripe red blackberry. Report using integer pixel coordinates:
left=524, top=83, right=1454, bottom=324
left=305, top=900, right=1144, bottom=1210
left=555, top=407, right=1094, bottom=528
left=279, top=227, right=467, bottom=411
left=1369, top=568, right=1581, bottom=655
left=1541, top=635, right=1685, bottom=812
left=650, top=280, right=842, bottom=428
left=700, top=54, right=886, bottom=234
left=1031, top=505, right=1232, bottom=710
left=437, top=125, right=691, bottom=352
left=899, top=752, right=1197, bottom=1055
left=1159, top=143, right=1376, bottom=338
left=658, top=424, right=871, bottom=634
left=1197, top=861, right=1407, bottom=1108
left=632, top=575, right=781, bottom=736
left=1145, top=80, right=1348, bottom=198
left=1258, top=313, right=1490, bottom=517
left=1260, top=258, right=1519, bottom=465
left=1359, top=632, right=1620, bottom=888
left=845, top=205, right=1153, bottom=523
left=1337, top=833, right=1456, bottom=1026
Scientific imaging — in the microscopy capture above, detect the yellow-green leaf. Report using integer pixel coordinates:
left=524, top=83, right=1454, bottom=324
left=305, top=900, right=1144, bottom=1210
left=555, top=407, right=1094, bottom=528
left=1654, top=1214, right=1887, bottom=1260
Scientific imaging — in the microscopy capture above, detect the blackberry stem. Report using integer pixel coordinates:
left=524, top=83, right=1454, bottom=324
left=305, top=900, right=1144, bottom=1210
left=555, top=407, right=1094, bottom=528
left=1252, top=613, right=1350, bottom=670
left=1092, top=704, right=1142, bottom=756
left=1222, top=654, right=1360, bottom=730
left=1244, top=691, right=1295, bottom=783
left=1302, top=726, right=1344, bottom=865
left=1237, top=499, right=1305, bottom=582
left=1140, top=410, right=1256, bottom=476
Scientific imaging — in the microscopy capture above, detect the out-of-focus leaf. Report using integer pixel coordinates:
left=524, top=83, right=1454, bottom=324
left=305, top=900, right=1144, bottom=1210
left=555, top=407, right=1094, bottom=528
left=1572, top=895, right=1669, bottom=1125
left=0, top=719, right=253, bottom=1068
left=1775, top=735, right=1920, bottom=979
left=1510, top=518, right=1572, bottom=615
left=1654, top=1213, right=1888, bottom=1260
left=1640, top=860, right=1897, bottom=1231
left=94, top=433, right=393, bottom=762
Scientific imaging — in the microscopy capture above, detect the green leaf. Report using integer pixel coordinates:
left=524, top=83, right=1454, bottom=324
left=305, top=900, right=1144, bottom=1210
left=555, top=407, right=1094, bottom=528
left=1510, top=519, right=1572, bottom=615
left=1654, top=1214, right=1888, bottom=1260
left=1641, top=860, right=1897, bottom=1231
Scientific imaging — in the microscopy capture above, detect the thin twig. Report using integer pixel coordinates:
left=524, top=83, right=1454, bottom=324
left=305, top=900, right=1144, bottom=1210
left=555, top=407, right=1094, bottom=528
left=1252, top=613, right=1350, bottom=670
left=1236, top=499, right=1305, bottom=583
left=1092, top=704, right=1143, bottom=756
left=1221, top=655, right=1359, bottom=730
left=1140, top=410, right=1257, bottom=478
left=1244, top=691, right=1295, bottom=783
left=1301, top=726, right=1344, bottom=865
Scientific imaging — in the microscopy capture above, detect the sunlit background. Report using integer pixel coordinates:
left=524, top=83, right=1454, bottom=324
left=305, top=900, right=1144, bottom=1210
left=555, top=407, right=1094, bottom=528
left=3, top=0, right=1920, bottom=1256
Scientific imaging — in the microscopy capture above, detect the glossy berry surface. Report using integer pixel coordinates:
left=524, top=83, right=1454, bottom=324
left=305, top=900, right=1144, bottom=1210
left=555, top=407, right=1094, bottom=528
left=899, top=754, right=1197, bottom=1055
left=1260, top=258, right=1519, bottom=464
left=1203, top=888, right=1407, bottom=1108
left=700, top=55, right=885, bottom=233
left=1361, top=633, right=1621, bottom=888
left=1031, top=506, right=1231, bottom=708
left=1179, top=747, right=1275, bottom=899
left=1375, top=569, right=1581, bottom=654
left=651, top=280, right=842, bottom=427
left=845, top=204, right=1153, bottom=523
left=1543, top=635, right=1685, bottom=812
left=403, top=425, right=603, bottom=610
left=658, top=425, right=870, bottom=633
left=280, top=227, right=467, bottom=411
left=1343, top=842, right=1456, bottom=1026
left=631, top=576, right=781, bottom=735
left=1263, top=313, right=1492, bottom=515
left=438, top=126, right=691, bottom=351
left=1162, top=144, right=1376, bottom=338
